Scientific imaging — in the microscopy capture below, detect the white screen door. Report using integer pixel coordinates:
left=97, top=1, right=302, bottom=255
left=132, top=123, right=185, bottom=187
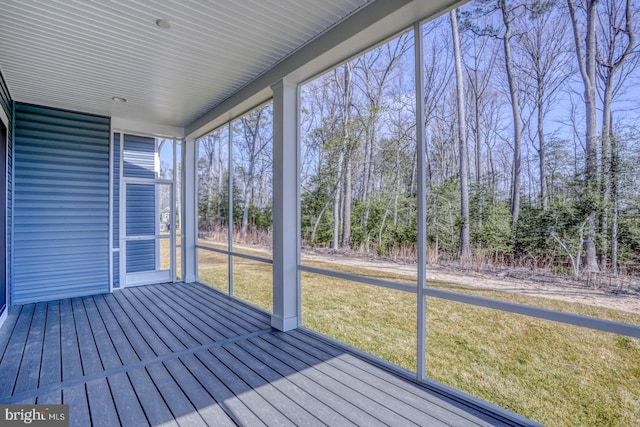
left=121, top=179, right=174, bottom=287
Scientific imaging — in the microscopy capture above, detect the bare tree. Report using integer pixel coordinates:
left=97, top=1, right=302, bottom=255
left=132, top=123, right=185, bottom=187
left=353, top=34, right=412, bottom=251
left=497, top=0, right=526, bottom=229
left=334, top=63, right=354, bottom=249
left=518, top=2, right=572, bottom=211
left=567, top=0, right=600, bottom=272
left=423, top=19, right=454, bottom=192
left=451, top=9, right=472, bottom=261
left=596, top=0, right=636, bottom=272
left=462, top=29, right=498, bottom=229
left=236, top=106, right=271, bottom=238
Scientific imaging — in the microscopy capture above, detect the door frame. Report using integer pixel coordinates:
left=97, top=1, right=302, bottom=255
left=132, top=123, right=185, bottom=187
left=119, top=177, right=175, bottom=287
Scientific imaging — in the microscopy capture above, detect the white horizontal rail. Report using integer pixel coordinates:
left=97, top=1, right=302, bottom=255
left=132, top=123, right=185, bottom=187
left=196, top=244, right=273, bottom=264
left=298, top=264, right=417, bottom=293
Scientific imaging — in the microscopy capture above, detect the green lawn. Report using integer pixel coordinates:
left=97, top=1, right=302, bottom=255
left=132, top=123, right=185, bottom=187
left=197, top=252, right=640, bottom=427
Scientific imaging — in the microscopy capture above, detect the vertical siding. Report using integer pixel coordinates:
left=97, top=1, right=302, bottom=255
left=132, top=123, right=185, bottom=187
left=112, top=132, right=120, bottom=287
left=0, top=69, right=12, bottom=313
left=13, top=103, right=110, bottom=304
left=123, top=135, right=156, bottom=273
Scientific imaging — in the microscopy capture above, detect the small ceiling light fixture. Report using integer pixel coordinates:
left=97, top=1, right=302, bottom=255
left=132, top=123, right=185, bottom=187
left=156, top=19, right=171, bottom=30
left=112, top=96, right=127, bottom=103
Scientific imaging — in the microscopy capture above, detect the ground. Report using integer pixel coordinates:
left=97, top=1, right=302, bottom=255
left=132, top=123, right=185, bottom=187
left=301, top=249, right=640, bottom=315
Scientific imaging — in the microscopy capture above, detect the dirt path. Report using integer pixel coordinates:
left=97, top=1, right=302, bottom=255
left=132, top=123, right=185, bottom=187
left=301, top=251, right=640, bottom=314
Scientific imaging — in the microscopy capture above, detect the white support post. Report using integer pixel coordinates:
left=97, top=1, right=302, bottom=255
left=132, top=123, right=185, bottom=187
left=415, top=21, right=427, bottom=381
left=183, top=136, right=198, bottom=283
left=271, top=79, right=299, bottom=331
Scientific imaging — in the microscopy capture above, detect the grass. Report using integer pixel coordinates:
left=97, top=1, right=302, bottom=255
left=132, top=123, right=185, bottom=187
left=197, top=249, right=273, bottom=312
left=197, top=252, right=640, bottom=426
left=426, top=300, right=640, bottom=427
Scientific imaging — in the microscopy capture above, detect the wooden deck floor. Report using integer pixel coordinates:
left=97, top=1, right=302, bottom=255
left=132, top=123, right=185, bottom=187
left=0, top=282, right=532, bottom=426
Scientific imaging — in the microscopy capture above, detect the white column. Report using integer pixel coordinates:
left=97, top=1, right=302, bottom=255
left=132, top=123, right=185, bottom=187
left=271, top=79, right=299, bottom=331
left=415, top=21, right=427, bottom=381
left=183, top=136, right=198, bottom=283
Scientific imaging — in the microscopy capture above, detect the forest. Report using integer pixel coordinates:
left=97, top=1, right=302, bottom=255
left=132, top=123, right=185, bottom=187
left=198, top=0, right=640, bottom=280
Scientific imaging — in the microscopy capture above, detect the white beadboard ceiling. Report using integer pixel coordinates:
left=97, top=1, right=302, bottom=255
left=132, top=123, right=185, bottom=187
left=0, top=0, right=371, bottom=128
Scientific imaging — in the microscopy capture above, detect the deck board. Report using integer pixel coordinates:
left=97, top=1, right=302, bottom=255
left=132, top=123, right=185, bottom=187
left=106, top=372, right=149, bottom=427
left=195, top=348, right=297, bottom=426
left=86, top=378, right=120, bottom=426
left=117, top=288, right=191, bottom=352
left=82, top=296, right=122, bottom=370
left=0, top=305, right=22, bottom=359
left=62, top=384, right=90, bottom=427
left=72, top=297, right=103, bottom=376
left=101, top=293, right=156, bottom=361
left=146, top=361, right=208, bottom=426
left=250, top=334, right=397, bottom=426
left=39, top=301, right=61, bottom=388
left=212, top=345, right=324, bottom=426
left=163, top=357, right=238, bottom=427
left=179, top=352, right=266, bottom=426
left=128, top=367, right=178, bottom=427
left=179, top=282, right=270, bottom=330
left=112, top=290, right=174, bottom=356
left=36, top=390, right=62, bottom=405
left=154, top=283, right=245, bottom=339
left=0, top=304, right=34, bottom=398
left=60, top=299, right=84, bottom=381
left=0, top=282, right=537, bottom=427
left=13, top=301, right=47, bottom=395
left=288, top=329, right=510, bottom=427
left=135, top=285, right=218, bottom=344
left=231, top=340, right=357, bottom=426
left=93, top=294, right=141, bottom=365
left=270, top=331, right=456, bottom=424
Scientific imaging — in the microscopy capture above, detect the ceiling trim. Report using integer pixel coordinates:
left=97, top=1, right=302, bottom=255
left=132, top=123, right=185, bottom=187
left=112, top=117, right=184, bottom=139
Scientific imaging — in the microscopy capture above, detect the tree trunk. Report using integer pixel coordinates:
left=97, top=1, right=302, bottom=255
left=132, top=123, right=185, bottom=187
left=450, top=10, right=471, bottom=261
left=332, top=151, right=343, bottom=250
left=600, top=86, right=613, bottom=271
left=473, top=65, right=483, bottom=229
left=596, top=0, right=635, bottom=272
left=611, top=131, right=619, bottom=276
left=341, top=63, right=353, bottom=249
left=342, top=158, right=352, bottom=248
left=567, top=0, right=600, bottom=272
left=311, top=202, right=329, bottom=245
left=216, top=139, right=224, bottom=224
left=206, top=149, right=215, bottom=227
left=537, top=88, right=548, bottom=211
left=499, top=0, right=523, bottom=230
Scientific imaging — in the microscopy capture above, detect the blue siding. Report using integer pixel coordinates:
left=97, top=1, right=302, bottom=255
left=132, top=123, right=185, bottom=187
left=113, top=254, right=120, bottom=287
left=125, top=183, right=156, bottom=272
left=0, top=69, right=10, bottom=313
left=13, top=103, right=110, bottom=304
left=112, top=133, right=120, bottom=287
left=122, top=134, right=156, bottom=274
left=123, top=134, right=155, bottom=178
left=113, top=133, right=120, bottom=248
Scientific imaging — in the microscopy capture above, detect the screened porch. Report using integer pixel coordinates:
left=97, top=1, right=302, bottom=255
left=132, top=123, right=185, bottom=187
left=2, top=0, right=639, bottom=426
